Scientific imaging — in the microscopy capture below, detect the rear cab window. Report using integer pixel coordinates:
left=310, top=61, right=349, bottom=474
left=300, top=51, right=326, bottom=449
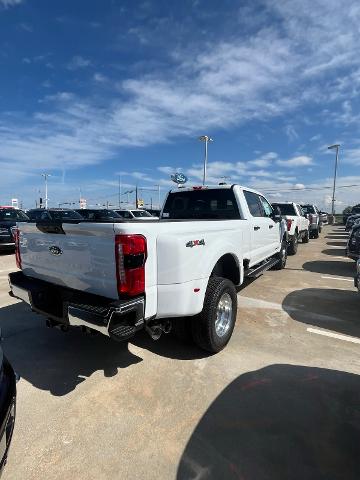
left=301, top=205, right=315, bottom=215
left=162, top=188, right=241, bottom=220
left=272, top=203, right=296, bottom=216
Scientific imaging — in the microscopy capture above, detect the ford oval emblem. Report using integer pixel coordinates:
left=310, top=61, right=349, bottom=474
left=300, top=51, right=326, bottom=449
left=49, top=245, right=62, bottom=256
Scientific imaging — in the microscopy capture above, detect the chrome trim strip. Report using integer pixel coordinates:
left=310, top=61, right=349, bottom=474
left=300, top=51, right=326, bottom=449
left=68, top=298, right=145, bottom=336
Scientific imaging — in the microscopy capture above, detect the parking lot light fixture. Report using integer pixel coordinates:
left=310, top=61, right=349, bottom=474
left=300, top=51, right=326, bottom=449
left=327, top=144, right=340, bottom=219
left=199, top=135, right=213, bottom=185
left=41, top=173, right=51, bottom=209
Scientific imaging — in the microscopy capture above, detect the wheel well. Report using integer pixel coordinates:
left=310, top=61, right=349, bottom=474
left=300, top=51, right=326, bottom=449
left=211, top=254, right=240, bottom=285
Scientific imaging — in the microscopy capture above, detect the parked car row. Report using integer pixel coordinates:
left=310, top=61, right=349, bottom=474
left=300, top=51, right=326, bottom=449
left=271, top=202, right=323, bottom=256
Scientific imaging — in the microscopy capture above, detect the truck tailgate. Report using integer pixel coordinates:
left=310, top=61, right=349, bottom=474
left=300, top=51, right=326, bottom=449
left=18, top=222, right=119, bottom=299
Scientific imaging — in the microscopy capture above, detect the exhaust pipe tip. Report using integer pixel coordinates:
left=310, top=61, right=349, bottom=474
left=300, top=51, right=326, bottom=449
left=146, top=324, right=162, bottom=341
left=161, top=320, right=172, bottom=335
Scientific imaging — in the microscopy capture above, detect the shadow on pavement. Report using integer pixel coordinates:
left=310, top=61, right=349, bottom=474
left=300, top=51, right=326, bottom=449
left=322, top=248, right=346, bottom=257
left=131, top=330, right=209, bottom=361
left=177, top=364, right=360, bottom=480
left=0, top=251, right=14, bottom=257
left=282, top=288, right=359, bottom=337
left=0, top=302, right=142, bottom=396
left=327, top=241, right=348, bottom=247
left=303, top=260, right=355, bottom=277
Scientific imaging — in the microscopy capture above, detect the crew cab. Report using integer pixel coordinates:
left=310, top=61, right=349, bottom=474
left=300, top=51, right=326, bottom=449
left=9, top=185, right=287, bottom=353
left=301, top=204, right=321, bottom=238
left=271, top=202, right=310, bottom=254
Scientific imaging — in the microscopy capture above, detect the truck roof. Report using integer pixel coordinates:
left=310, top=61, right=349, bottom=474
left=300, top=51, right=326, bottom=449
left=169, top=184, right=266, bottom=197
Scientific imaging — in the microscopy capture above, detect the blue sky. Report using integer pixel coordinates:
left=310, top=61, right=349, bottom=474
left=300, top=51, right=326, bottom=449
left=0, top=0, right=360, bottom=211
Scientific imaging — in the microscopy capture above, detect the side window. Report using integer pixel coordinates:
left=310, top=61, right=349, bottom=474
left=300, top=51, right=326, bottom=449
left=244, top=191, right=263, bottom=217
left=259, top=196, right=273, bottom=218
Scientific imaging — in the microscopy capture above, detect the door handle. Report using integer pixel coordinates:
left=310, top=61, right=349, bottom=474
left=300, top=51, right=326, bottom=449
left=269, top=225, right=274, bottom=229
left=254, top=226, right=260, bottom=231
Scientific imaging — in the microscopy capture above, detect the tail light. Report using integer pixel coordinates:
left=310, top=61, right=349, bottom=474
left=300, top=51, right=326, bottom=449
left=286, top=219, right=293, bottom=231
left=115, top=235, right=147, bottom=297
left=13, top=228, right=22, bottom=269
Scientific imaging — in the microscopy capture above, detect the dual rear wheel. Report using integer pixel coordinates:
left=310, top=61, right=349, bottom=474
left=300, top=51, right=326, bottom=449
left=173, top=277, right=237, bottom=353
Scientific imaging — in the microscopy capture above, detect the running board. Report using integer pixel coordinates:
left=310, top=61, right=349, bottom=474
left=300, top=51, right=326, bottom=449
left=245, top=258, right=278, bottom=279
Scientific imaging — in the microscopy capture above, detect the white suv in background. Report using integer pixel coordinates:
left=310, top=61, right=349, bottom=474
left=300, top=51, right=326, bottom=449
left=271, top=202, right=310, bottom=255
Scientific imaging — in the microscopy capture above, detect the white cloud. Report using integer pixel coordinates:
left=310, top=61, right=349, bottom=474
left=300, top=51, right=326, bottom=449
left=0, top=0, right=22, bottom=7
left=18, top=22, right=33, bottom=32
left=276, top=155, right=313, bottom=167
left=67, top=55, right=92, bottom=70
left=285, top=125, right=298, bottom=141
left=248, top=152, right=278, bottom=168
left=3, top=0, right=360, bottom=206
left=93, top=73, right=108, bottom=83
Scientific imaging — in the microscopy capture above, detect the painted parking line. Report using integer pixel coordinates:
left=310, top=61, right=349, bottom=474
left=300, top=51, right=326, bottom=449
left=307, top=327, right=360, bottom=345
left=321, top=276, right=354, bottom=282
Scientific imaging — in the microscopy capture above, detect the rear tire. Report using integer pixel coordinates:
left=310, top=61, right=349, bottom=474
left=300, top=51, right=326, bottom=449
left=313, top=228, right=319, bottom=239
left=192, top=277, right=237, bottom=353
left=319, top=225, right=322, bottom=233
left=272, top=239, right=287, bottom=270
left=288, top=234, right=298, bottom=255
left=302, top=229, right=310, bottom=243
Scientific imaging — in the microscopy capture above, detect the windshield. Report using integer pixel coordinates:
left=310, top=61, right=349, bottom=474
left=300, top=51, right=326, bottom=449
left=272, top=204, right=296, bottom=216
left=131, top=210, right=153, bottom=218
left=0, top=209, right=29, bottom=221
left=301, top=205, right=315, bottom=214
left=162, top=189, right=240, bottom=220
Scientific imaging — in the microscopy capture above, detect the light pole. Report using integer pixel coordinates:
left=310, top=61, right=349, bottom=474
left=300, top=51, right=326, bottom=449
left=154, top=184, right=161, bottom=209
left=118, top=175, right=122, bottom=208
left=199, top=135, right=213, bottom=185
left=327, top=144, right=340, bottom=219
left=41, top=173, right=51, bottom=209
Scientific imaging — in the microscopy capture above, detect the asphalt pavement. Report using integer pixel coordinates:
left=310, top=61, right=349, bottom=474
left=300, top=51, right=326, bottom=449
left=0, top=224, right=359, bottom=480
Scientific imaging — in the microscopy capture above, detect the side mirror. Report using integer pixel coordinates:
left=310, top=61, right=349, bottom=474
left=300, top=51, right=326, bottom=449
left=271, top=206, right=282, bottom=222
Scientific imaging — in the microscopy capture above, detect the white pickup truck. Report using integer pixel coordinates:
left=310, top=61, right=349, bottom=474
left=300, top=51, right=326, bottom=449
left=271, top=202, right=310, bottom=255
left=9, top=185, right=287, bottom=353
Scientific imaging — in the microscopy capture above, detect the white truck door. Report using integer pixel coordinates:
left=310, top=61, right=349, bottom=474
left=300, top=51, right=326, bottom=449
left=258, top=195, right=279, bottom=254
left=243, top=190, right=276, bottom=265
left=297, top=205, right=307, bottom=231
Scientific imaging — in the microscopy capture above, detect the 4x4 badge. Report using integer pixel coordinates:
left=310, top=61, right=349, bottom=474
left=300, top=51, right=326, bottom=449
left=186, top=239, right=205, bottom=248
